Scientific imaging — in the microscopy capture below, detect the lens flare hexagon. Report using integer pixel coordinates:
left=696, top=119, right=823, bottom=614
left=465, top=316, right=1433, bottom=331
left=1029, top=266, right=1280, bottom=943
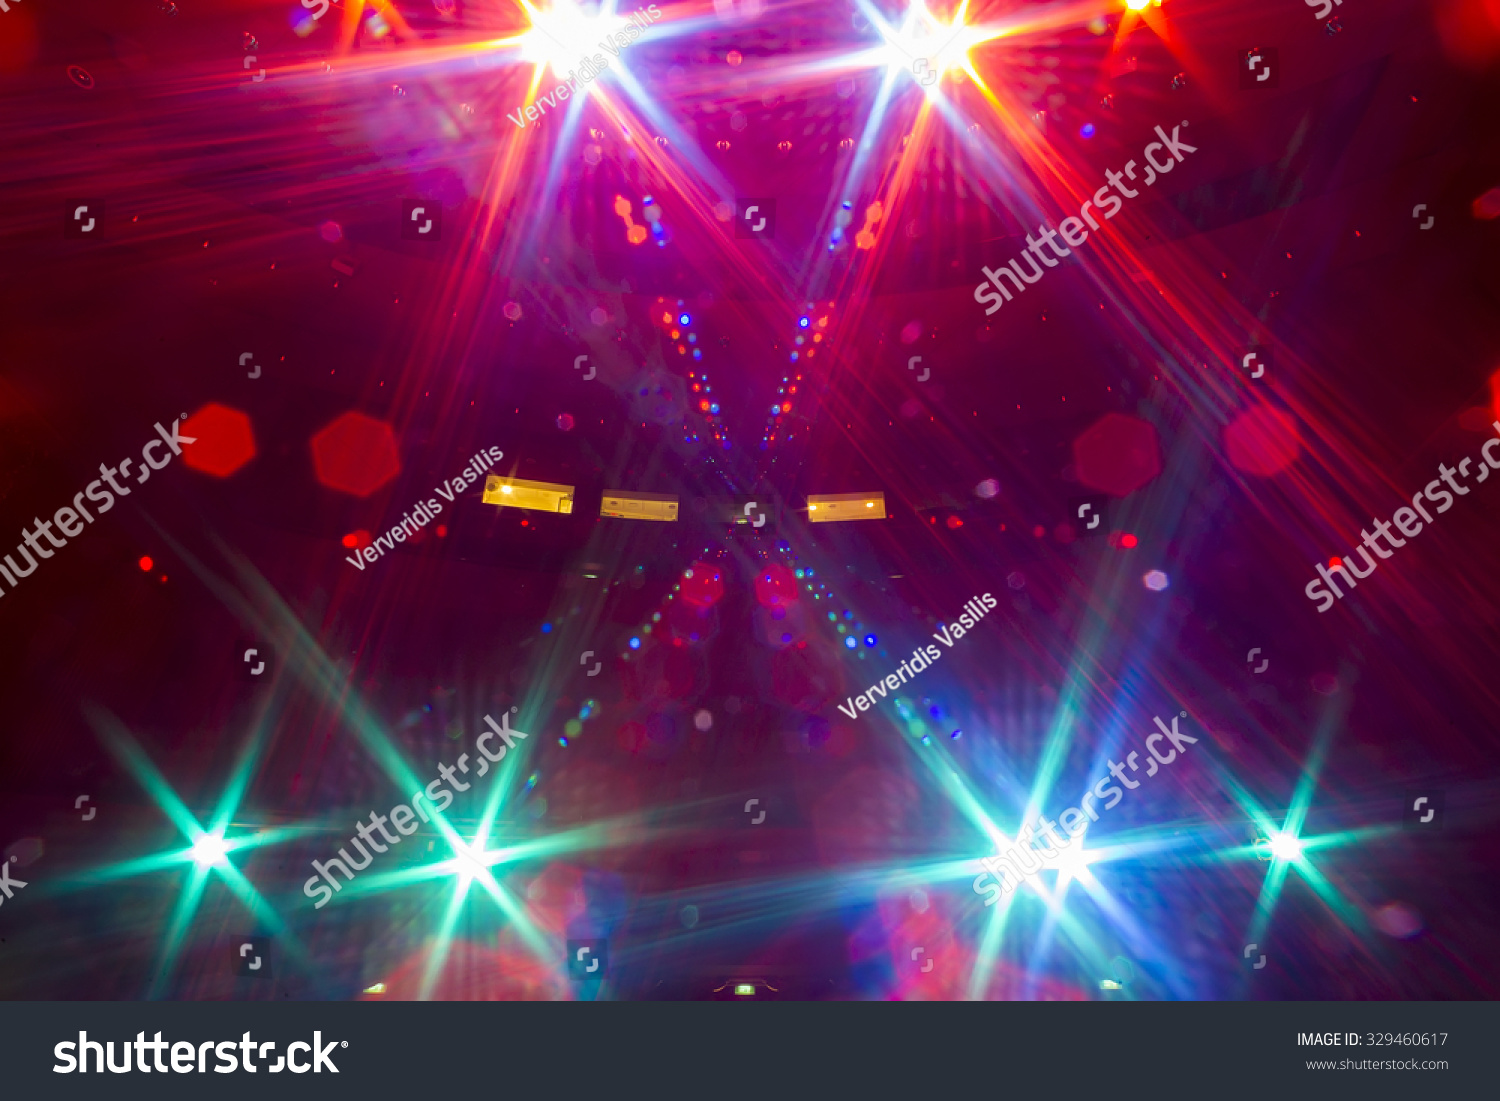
left=179, top=403, right=256, bottom=478
left=1072, top=413, right=1162, bottom=497
left=311, top=411, right=402, bottom=498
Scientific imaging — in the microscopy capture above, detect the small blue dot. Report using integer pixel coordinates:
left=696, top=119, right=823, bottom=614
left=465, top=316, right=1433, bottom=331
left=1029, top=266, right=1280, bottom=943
left=790, top=352, right=799, bottom=361
left=781, top=632, right=792, bottom=643
left=844, top=636, right=857, bottom=649
left=864, top=634, right=877, bottom=647
left=1080, top=123, right=1095, bottom=138
left=629, top=637, right=641, bottom=649
left=558, top=736, right=569, bottom=746
left=929, top=706, right=941, bottom=719
left=710, top=403, right=721, bottom=414
left=798, top=316, right=810, bottom=328
left=692, top=349, right=702, bottom=359
left=540, top=623, right=553, bottom=634
left=950, top=729, right=962, bottom=740
left=679, top=313, right=691, bottom=325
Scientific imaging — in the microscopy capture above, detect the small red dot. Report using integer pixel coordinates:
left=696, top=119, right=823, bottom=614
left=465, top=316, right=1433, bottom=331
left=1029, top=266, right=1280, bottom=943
left=138, top=556, right=153, bottom=571
left=436, top=525, right=448, bottom=537
left=1329, top=557, right=1342, bottom=568
left=1120, top=533, right=1138, bottom=548
left=1032, top=525, right=1046, bottom=538
left=159, top=574, right=167, bottom=583
left=341, top=534, right=358, bottom=548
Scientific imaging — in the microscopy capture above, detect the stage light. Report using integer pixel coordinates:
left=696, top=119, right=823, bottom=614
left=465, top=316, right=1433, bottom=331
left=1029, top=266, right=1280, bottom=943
left=845, top=636, right=858, bottom=649
left=450, top=843, right=489, bottom=885
left=517, top=0, right=627, bottom=83
left=807, top=492, right=886, bottom=522
left=1125, top=0, right=1150, bottom=9
left=190, top=832, right=228, bottom=868
left=601, top=491, right=679, bottom=521
left=734, top=983, right=756, bottom=996
left=483, top=476, right=575, bottom=514
left=1267, top=831, right=1303, bottom=861
left=877, top=0, right=987, bottom=90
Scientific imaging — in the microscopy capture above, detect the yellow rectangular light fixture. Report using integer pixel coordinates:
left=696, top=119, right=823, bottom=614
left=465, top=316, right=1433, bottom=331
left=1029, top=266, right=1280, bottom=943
left=806, top=491, right=885, bottom=523
left=600, top=490, right=679, bottom=522
left=482, top=475, right=575, bottom=514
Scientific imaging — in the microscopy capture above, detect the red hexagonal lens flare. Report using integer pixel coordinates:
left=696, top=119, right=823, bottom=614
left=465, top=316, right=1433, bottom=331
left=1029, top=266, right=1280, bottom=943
left=1072, top=413, right=1162, bottom=497
left=311, top=411, right=401, bottom=498
left=680, top=562, right=725, bottom=608
left=1225, top=407, right=1302, bottom=476
left=754, top=563, right=798, bottom=608
left=179, top=403, right=256, bottom=478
